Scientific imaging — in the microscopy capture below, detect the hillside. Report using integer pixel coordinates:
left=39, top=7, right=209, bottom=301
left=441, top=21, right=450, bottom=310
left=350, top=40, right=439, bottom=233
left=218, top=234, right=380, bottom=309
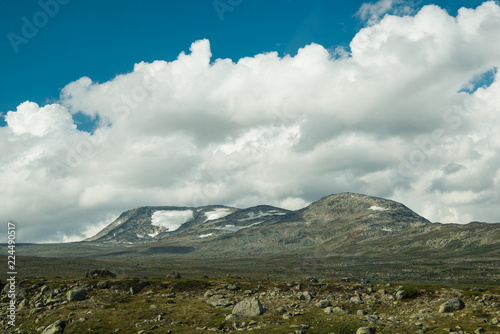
left=10, top=193, right=500, bottom=284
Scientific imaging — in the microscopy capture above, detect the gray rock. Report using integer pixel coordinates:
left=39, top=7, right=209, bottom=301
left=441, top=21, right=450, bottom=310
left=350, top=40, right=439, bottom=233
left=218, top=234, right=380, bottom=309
left=206, top=295, right=234, bottom=307
left=439, top=298, right=465, bottom=313
left=297, top=291, right=313, bottom=302
left=66, top=289, right=86, bottom=302
left=395, top=290, right=406, bottom=300
left=356, top=327, right=376, bottom=334
left=232, top=297, right=264, bottom=317
left=332, top=306, right=347, bottom=314
left=475, top=328, right=485, bottom=334
left=315, top=300, right=332, bottom=308
left=42, top=320, right=65, bottom=334
left=225, top=314, right=242, bottom=321
left=2, top=284, right=29, bottom=299
left=276, top=306, right=287, bottom=314
left=86, top=268, right=116, bottom=278
left=130, top=286, right=141, bottom=295
left=96, top=281, right=112, bottom=289
left=204, top=289, right=215, bottom=297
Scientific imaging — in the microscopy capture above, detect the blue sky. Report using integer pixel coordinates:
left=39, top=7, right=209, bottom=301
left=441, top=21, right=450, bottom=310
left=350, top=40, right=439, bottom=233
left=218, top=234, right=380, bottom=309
left=0, top=0, right=487, bottom=129
left=1, top=0, right=499, bottom=243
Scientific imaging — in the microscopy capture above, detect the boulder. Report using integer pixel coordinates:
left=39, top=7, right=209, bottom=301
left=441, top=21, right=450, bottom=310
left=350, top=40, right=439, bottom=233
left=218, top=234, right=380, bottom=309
left=66, top=289, right=86, bottom=302
left=332, top=306, right=347, bottom=314
left=297, top=291, right=313, bottom=302
left=232, top=297, right=264, bottom=317
left=356, top=327, right=376, bottom=334
left=315, top=300, right=332, bottom=308
left=130, top=286, right=141, bottom=295
left=85, top=268, right=116, bottom=278
left=206, top=295, right=234, bottom=307
left=439, top=298, right=465, bottom=313
left=96, top=281, right=112, bottom=289
left=41, top=320, right=65, bottom=334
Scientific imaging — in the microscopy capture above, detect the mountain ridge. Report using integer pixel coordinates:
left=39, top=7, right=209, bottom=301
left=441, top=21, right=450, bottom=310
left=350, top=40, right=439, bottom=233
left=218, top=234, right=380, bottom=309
left=10, top=192, right=500, bottom=284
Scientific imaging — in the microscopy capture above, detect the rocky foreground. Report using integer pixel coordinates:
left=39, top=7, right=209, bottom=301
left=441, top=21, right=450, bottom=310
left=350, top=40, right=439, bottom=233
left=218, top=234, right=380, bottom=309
left=1, top=271, right=500, bottom=334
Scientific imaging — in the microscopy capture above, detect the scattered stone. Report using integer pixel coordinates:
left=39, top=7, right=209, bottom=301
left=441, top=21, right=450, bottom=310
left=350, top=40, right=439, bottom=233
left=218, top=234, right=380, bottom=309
left=356, top=327, right=376, bottom=334
left=439, top=298, right=465, bottom=313
left=166, top=272, right=181, bottom=279
left=227, top=284, right=240, bottom=291
left=232, top=297, right=264, bottom=317
left=357, top=310, right=367, bottom=316
left=474, top=328, right=485, bottom=334
left=324, top=307, right=333, bottom=314
left=66, top=288, right=86, bottom=302
left=41, top=320, right=65, bottom=334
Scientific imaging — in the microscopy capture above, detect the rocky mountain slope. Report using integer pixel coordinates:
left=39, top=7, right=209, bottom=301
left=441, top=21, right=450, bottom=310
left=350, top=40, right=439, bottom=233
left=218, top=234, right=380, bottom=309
left=12, top=192, right=500, bottom=284
left=85, top=193, right=432, bottom=244
left=84, top=192, right=499, bottom=257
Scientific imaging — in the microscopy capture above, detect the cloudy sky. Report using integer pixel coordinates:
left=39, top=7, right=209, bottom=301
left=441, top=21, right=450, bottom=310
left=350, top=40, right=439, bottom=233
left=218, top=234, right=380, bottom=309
left=1, top=0, right=499, bottom=243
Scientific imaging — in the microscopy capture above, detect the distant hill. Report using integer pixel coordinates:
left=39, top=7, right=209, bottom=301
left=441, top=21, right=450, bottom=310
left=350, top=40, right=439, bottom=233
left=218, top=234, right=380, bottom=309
left=13, top=193, right=500, bottom=284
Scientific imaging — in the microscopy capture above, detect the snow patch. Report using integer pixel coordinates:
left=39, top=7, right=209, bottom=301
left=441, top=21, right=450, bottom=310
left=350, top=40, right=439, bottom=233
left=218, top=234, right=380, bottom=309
left=151, top=210, right=193, bottom=232
left=370, top=206, right=389, bottom=211
left=204, top=208, right=232, bottom=221
left=382, top=228, right=394, bottom=232
left=199, top=233, right=213, bottom=238
left=148, top=231, right=160, bottom=238
left=136, top=234, right=145, bottom=239
left=240, top=210, right=285, bottom=221
left=217, top=221, right=263, bottom=232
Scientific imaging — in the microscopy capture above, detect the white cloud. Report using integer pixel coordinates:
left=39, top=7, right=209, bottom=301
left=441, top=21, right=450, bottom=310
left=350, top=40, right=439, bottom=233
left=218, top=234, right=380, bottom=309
left=1, top=2, right=500, bottom=243
left=357, top=0, right=415, bottom=26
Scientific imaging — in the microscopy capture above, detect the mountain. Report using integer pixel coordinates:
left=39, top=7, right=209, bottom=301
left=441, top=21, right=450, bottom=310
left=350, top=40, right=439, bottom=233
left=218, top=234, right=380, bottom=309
left=15, top=192, right=500, bottom=284
left=85, top=204, right=291, bottom=243
left=85, top=193, right=429, bottom=244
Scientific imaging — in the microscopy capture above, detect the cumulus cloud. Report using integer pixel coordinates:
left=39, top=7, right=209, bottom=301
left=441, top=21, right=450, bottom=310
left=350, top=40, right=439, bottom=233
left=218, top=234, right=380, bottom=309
left=1, top=2, right=500, bottom=242
left=357, top=0, right=415, bottom=25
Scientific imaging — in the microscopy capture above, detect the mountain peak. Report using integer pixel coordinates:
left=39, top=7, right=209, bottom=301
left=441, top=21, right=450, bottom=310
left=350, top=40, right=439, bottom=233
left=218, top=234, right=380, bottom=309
left=300, top=192, right=430, bottom=227
left=86, top=193, right=431, bottom=244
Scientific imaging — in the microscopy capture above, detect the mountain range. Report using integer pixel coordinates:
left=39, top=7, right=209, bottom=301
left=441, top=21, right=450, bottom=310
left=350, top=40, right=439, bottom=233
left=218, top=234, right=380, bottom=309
left=13, top=193, right=500, bottom=284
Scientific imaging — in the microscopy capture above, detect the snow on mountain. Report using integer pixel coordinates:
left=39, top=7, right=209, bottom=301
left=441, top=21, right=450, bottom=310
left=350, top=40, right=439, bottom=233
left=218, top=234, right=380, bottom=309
left=204, top=208, right=232, bottom=221
left=151, top=210, right=193, bottom=232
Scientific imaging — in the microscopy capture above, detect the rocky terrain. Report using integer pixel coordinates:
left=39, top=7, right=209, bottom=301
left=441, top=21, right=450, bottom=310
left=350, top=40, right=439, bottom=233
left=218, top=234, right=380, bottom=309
left=1, top=272, right=499, bottom=333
